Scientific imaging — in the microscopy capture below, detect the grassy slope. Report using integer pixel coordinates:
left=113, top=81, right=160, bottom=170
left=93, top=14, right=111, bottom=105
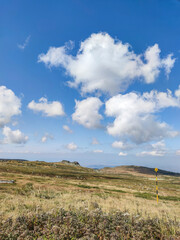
left=100, top=165, right=180, bottom=176
left=0, top=160, right=179, bottom=239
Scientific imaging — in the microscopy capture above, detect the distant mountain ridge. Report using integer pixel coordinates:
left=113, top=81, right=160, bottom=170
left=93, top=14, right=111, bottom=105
left=100, top=165, right=180, bottom=176
left=0, top=159, right=179, bottom=176
left=0, top=158, right=28, bottom=162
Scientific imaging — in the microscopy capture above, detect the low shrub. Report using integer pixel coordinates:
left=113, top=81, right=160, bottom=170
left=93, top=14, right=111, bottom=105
left=0, top=208, right=179, bottom=240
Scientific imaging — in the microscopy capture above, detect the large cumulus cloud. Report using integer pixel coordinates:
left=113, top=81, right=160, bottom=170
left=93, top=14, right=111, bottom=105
left=38, top=33, right=175, bottom=95
left=105, top=88, right=180, bottom=144
left=0, top=86, right=21, bottom=127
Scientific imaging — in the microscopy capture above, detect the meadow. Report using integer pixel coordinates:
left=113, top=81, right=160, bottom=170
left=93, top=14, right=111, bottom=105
left=0, top=160, right=179, bottom=239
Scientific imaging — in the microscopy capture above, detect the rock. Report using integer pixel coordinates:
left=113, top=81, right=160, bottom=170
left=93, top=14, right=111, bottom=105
left=0, top=180, right=15, bottom=184
left=73, top=161, right=80, bottom=166
left=61, top=160, right=80, bottom=166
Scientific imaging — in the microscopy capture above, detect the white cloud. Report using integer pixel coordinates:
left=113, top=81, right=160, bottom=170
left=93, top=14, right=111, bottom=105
left=92, top=138, right=99, bottom=145
left=112, top=141, right=132, bottom=150
left=118, top=152, right=127, bottom=156
left=151, top=140, right=166, bottom=149
left=1, top=126, right=28, bottom=144
left=18, top=35, right=31, bottom=50
left=28, top=97, right=65, bottom=117
left=38, top=33, right=175, bottom=95
left=105, top=89, right=180, bottom=144
left=72, top=97, right=103, bottom=129
left=66, top=142, right=77, bottom=151
left=0, top=86, right=21, bottom=128
left=41, top=136, right=47, bottom=143
left=175, top=85, right=180, bottom=98
left=137, top=140, right=166, bottom=157
left=143, top=88, right=180, bottom=109
left=137, top=150, right=164, bottom=157
left=93, top=149, right=103, bottom=153
left=41, top=133, right=54, bottom=143
left=63, top=125, right=73, bottom=133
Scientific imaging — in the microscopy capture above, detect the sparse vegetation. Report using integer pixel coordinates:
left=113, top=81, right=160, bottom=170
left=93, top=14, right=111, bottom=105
left=0, top=208, right=179, bottom=240
left=0, top=160, right=179, bottom=239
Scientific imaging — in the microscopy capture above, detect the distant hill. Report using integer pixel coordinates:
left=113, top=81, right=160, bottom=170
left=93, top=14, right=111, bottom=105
left=100, top=165, right=180, bottom=177
left=0, top=159, right=179, bottom=176
left=0, top=158, right=28, bottom=162
left=0, top=159, right=80, bottom=166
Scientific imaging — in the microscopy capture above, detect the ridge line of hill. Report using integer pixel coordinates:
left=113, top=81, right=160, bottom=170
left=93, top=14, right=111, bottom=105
left=0, top=158, right=179, bottom=176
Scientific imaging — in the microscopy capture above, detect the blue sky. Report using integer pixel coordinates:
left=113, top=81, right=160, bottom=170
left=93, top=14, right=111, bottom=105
left=0, top=0, right=180, bottom=172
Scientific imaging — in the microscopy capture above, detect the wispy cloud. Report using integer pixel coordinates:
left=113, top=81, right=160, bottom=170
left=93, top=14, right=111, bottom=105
left=92, top=138, right=99, bottom=145
left=66, top=142, right=77, bottom=151
left=41, top=133, right=54, bottom=143
left=137, top=140, right=166, bottom=157
left=93, top=149, right=103, bottom=153
left=118, top=152, right=127, bottom=156
left=63, top=125, right=73, bottom=133
left=18, top=35, right=31, bottom=50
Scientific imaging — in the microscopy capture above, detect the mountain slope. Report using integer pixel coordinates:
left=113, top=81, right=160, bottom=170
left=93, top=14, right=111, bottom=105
left=100, top=165, right=180, bottom=176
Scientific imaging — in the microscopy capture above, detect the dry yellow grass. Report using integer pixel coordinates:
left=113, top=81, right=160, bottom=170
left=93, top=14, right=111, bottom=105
left=0, top=188, right=179, bottom=221
left=0, top=160, right=179, bottom=222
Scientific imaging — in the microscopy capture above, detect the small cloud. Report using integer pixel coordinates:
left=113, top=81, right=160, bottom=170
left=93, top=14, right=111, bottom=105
left=137, top=150, right=164, bottom=157
left=41, top=133, right=54, bottom=143
left=118, top=152, right=127, bottom=156
left=137, top=140, right=166, bottom=157
left=66, top=142, right=77, bottom=151
left=92, top=138, right=99, bottom=145
left=93, top=149, right=103, bottom=153
left=112, top=141, right=132, bottom=150
left=151, top=140, right=165, bottom=149
left=18, top=35, right=31, bottom=50
left=63, top=125, right=73, bottom=133
left=28, top=97, right=65, bottom=117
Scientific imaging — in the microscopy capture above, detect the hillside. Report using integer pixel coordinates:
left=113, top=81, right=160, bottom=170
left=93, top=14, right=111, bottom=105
left=1, top=159, right=179, bottom=176
left=100, top=165, right=180, bottom=177
left=0, top=159, right=179, bottom=239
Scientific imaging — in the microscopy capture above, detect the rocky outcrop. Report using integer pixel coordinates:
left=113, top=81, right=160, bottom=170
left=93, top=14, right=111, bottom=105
left=61, top=160, right=80, bottom=166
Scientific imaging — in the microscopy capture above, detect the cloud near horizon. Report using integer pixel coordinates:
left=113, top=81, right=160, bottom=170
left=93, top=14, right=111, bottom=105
left=112, top=141, right=132, bottom=150
left=137, top=140, right=166, bottom=157
left=93, top=149, right=103, bottom=153
left=118, top=152, right=127, bottom=156
left=66, top=142, right=77, bottom=151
